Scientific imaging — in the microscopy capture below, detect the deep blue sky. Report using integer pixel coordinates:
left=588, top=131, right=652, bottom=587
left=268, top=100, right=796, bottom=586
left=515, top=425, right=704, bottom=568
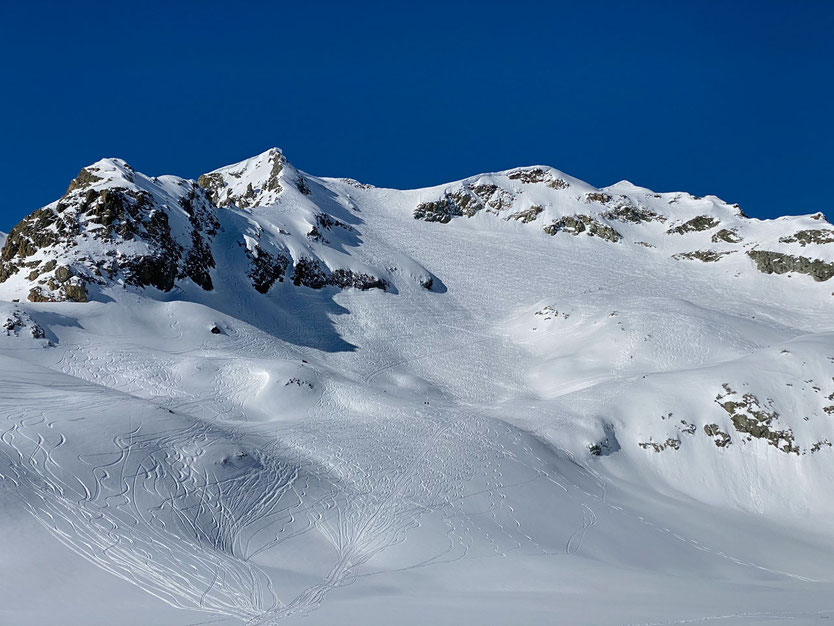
left=2, top=1, right=832, bottom=229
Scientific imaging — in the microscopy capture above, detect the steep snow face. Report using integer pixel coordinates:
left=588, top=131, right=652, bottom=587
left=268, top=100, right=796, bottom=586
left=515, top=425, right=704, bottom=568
left=195, top=148, right=434, bottom=296
left=1, top=150, right=834, bottom=625
left=197, top=147, right=292, bottom=209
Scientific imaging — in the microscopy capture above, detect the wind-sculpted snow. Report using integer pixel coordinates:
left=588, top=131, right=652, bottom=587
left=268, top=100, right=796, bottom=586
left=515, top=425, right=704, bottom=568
left=2, top=149, right=834, bottom=624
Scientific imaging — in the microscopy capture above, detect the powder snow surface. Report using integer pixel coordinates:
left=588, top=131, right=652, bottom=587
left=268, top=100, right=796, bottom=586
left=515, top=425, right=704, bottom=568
left=1, top=150, right=833, bottom=625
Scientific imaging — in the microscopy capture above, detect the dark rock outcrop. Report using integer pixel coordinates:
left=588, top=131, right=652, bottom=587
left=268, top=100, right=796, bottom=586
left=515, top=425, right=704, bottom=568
left=667, top=215, right=720, bottom=235
left=779, top=229, right=834, bottom=246
left=543, top=215, right=622, bottom=242
left=747, top=250, right=834, bottom=282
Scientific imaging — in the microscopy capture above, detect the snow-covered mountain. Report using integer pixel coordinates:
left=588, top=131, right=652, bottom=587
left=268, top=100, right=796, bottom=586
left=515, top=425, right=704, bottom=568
left=1, top=149, right=833, bottom=625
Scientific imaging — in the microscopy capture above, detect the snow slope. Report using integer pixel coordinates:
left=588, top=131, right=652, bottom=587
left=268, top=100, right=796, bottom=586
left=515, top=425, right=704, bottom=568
left=1, top=150, right=833, bottom=625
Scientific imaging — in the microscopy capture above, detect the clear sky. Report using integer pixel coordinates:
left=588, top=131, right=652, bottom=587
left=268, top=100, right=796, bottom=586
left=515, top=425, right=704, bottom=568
left=1, top=1, right=832, bottom=230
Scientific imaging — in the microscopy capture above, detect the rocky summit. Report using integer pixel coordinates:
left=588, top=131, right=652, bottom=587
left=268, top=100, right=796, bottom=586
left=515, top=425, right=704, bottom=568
left=1, top=149, right=833, bottom=625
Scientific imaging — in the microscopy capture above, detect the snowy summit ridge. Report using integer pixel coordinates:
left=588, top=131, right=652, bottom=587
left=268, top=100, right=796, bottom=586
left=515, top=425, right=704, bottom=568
left=0, top=148, right=831, bottom=304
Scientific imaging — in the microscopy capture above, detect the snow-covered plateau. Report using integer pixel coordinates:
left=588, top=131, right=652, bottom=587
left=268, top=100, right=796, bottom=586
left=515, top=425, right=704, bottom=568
left=1, top=148, right=833, bottom=625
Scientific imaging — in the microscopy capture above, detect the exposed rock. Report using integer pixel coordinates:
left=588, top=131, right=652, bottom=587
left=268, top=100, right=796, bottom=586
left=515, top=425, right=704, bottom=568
left=54, top=265, right=72, bottom=283
left=308, top=213, right=355, bottom=243
left=704, top=424, right=732, bottom=448
left=811, top=440, right=832, bottom=453
left=507, top=168, right=569, bottom=189
left=543, top=215, right=622, bottom=242
left=296, top=176, right=311, bottom=195
left=414, top=187, right=491, bottom=222
left=316, top=213, right=353, bottom=233
left=2, top=207, right=63, bottom=264
left=747, top=250, right=834, bottom=282
left=291, top=258, right=329, bottom=289
left=638, top=437, right=681, bottom=452
left=246, top=244, right=290, bottom=293
left=3, top=309, right=46, bottom=339
left=339, top=178, right=374, bottom=190
left=507, top=205, right=544, bottom=223
left=601, top=203, right=664, bottom=223
left=716, top=384, right=798, bottom=454
left=535, top=305, right=569, bottom=320
left=779, top=229, right=834, bottom=246
left=469, top=184, right=514, bottom=211
left=290, top=258, right=387, bottom=291
left=265, top=152, right=284, bottom=192
left=414, top=198, right=461, bottom=223
left=585, top=192, right=612, bottom=205
left=672, top=250, right=734, bottom=263
left=328, top=269, right=388, bottom=291
left=286, top=377, right=314, bottom=389
left=680, top=420, right=697, bottom=435
left=196, top=172, right=225, bottom=204
left=65, top=167, right=103, bottom=194
left=667, top=215, right=720, bottom=235
left=63, top=281, right=88, bottom=302
left=711, top=228, right=742, bottom=244
left=182, top=227, right=216, bottom=290
left=197, top=149, right=285, bottom=208
left=0, top=176, right=219, bottom=301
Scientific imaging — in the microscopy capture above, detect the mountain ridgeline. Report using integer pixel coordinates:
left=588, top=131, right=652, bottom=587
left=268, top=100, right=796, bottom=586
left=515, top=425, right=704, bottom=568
left=1, top=148, right=832, bottom=304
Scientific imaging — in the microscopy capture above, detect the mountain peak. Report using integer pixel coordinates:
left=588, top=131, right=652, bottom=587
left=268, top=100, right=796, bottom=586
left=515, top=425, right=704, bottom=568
left=196, top=147, right=296, bottom=209
left=64, top=158, right=137, bottom=195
